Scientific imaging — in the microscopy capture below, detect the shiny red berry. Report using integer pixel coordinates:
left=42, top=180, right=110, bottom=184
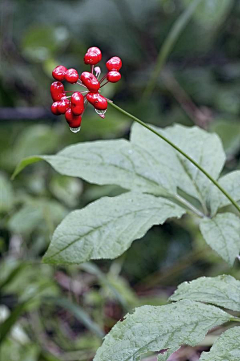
left=57, top=99, right=70, bottom=114
left=65, top=109, right=82, bottom=128
left=80, top=72, right=100, bottom=92
left=52, top=65, right=67, bottom=81
left=106, top=57, right=122, bottom=71
left=51, top=102, right=60, bottom=115
left=50, top=81, right=65, bottom=101
left=107, top=71, right=121, bottom=83
left=84, top=47, right=102, bottom=65
left=71, top=92, right=84, bottom=115
left=65, top=68, right=79, bottom=83
left=86, top=92, right=108, bottom=110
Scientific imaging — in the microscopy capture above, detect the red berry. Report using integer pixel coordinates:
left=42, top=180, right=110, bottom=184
left=52, top=65, right=67, bottom=81
left=86, top=92, right=108, bottom=110
left=107, top=71, right=121, bottom=83
left=57, top=99, right=70, bottom=114
left=51, top=102, right=60, bottom=115
left=65, top=68, right=79, bottom=83
left=84, top=47, right=102, bottom=65
left=50, top=81, right=65, bottom=101
left=71, top=92, right=84, bottom=115
left=106, top=57, right=122, bottom=71
left=65, top=109, right=82, bottom=128
left=80, top=72, right=100, bottom=92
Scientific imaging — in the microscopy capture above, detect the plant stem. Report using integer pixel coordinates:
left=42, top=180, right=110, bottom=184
left=108, top=101, right=240, bottom=215
left=230, top=318, right=240, bottom=323
left=143, top=0, right=203, bottom=99
left=174, top=194, right=205, bottom=218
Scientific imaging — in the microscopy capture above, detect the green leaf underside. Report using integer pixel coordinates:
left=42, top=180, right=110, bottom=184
left=43, top=192, right=185, bottom=264
left=11, top=156, right=42, bottom=180
left=200, top=213, right=240, bottom=265
left=170, top=275, right=240, bottom=312
left=164, top=124, right=225, bottom=204
left=200, top=327, right=240, bottom=361
left=93, top=300, right=231, bottom=361
left=209, top=171, right=240, bottom=215
left=13, top=124, right=225, bottom=206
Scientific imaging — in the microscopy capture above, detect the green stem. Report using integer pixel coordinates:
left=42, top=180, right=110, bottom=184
left=108, top=101, right=240, bottom=215
left=174, top=194, right=205, bottom=218
left=143, top=0, right=203, bottom=99
left=230, top=318, right=240, bottom=323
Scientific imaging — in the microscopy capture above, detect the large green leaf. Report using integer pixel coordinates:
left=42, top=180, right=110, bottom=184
left=13, top=124, right=226, bottom=206
left=200, top=213, right=240, bottom=265
left=170, top=275, right=240, bottom=311
left=165, top=124, right=225, bottom=206
left=93, top=300, right=232, bottom=361
left=13, top=140, right=175, bottom=196
left=209, top=171, right=240, bottom=215
left=43, top=192, right=185, bottom=265
left=200, top=327, right=240, bottom=361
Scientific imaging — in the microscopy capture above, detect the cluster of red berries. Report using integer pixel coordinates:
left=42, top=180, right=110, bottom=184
left=50, top=47, right=122, bottom=133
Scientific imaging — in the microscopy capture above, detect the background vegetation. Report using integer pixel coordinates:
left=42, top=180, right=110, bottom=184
left=0, top=0, right=240, bottom=360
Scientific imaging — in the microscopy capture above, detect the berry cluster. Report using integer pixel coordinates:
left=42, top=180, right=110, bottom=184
left=50, top=47, right=122, bottom=133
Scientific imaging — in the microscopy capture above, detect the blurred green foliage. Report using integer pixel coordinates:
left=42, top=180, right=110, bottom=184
left=0, top=0, right=240, bottom=360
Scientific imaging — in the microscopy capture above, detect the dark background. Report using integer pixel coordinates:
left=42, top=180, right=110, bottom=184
left=0, top=1, right=240, bottom=360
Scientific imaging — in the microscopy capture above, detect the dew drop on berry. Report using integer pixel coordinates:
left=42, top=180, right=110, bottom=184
left=95, top=109, right=107, bottom=118
left=69, top=126, right=81, bottom=133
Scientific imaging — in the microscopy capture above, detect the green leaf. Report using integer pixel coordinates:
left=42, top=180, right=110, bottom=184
left=165, top=124, right=225, bottom=205
left=130, top=123, right=201, bottom=199
left=170, top=275, right=240, bottom=311
left=200, top=213, right=240, bottom=265
left=11, top=156, right=42, bottom=180
left=43, top=192, right=185, bottom=265
left=93, top=300, right=232, bottom=361
left=50, top=175, right=83, bottom=207
left=200, top=327, right=240, bottom=361
left=13, top=140, right=173, bottom=195
left=209, top=171, right=240, bottom=215
left=0, top=174, right=14, bottom=212
left=13, top=124, right=225, bottom=206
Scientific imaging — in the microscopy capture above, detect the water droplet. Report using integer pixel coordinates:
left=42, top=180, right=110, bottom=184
left=95, top=109, right=107, bottom=118
left=70, top=126, right=81, bottom=133
left=128, top=150, right=133, bottom=154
